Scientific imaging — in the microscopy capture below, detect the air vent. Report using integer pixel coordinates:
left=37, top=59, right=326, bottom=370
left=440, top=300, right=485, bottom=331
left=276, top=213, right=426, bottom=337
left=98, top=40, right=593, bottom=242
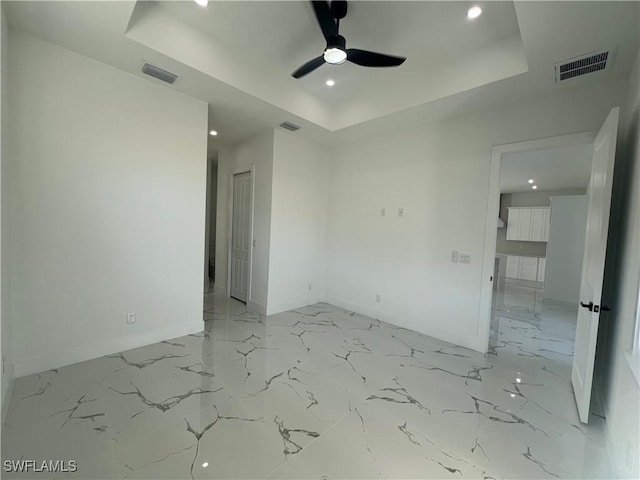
left=279, top=121, right=301, bottom=132
left=555, top=48, right=615, bottom=82
left=141, top=63, right=178, bottom=85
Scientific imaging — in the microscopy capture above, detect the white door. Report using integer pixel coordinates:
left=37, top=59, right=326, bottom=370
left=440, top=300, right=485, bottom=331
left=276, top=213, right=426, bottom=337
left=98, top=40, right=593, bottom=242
left=230, top=172, right=252, bottom=302
left=572, top=107, right=619, bottom=424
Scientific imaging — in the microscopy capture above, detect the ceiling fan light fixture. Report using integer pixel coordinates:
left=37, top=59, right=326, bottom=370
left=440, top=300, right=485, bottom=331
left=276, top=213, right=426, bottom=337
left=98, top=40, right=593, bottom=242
left=324, top=48, right=347, bottom=65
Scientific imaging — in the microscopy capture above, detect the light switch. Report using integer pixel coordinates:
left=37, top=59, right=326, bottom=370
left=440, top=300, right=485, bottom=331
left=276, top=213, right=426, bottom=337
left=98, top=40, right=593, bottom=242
left=398, top=208, right=404, bottom=217
left=451, top=251, right=459, bottom=263
left=380, top=208, right=386, bottom=217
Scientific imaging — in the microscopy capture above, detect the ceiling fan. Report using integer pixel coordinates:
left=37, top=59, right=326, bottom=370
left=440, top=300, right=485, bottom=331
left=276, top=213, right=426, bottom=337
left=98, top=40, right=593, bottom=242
left=291, top=0, right=407, bottom=79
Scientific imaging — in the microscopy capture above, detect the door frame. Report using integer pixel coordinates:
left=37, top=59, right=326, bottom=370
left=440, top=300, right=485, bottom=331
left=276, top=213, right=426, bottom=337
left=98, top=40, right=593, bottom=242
left=226, top=166, right=256, bottom=302
left=477, top=131, right=596, bottom=352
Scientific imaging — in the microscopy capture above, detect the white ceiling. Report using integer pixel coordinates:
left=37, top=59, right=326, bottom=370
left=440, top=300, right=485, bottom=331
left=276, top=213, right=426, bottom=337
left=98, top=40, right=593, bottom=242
left=4, top=1, right=640, bottom=147
left=500, top=143, right=594, bottom=193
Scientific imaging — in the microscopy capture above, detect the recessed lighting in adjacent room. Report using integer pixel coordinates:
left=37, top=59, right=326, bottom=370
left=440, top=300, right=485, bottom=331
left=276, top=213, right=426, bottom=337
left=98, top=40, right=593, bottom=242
left=467, top=5, right=482, bottom=19
left=326, top=79, right=335, bottom=87
left=532, top=185, right=538, bottom=190
left=528, top=179, right=534, bottom=184
left=209, top=130, right=218, bottom=136
left=194, top=0, right=208, bottom=7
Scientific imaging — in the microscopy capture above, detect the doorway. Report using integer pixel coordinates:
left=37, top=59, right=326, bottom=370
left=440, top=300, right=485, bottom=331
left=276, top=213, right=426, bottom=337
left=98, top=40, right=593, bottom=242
left=229, top=171, right=252, bottom=303
left=480, top=108, right=620, bottom=424
left=488, top=140, right=593, bottom=380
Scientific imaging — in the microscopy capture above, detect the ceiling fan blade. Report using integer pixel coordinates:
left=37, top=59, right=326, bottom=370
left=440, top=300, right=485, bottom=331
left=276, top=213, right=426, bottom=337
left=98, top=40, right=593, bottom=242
left=311, top=1, right=337, bottom=41
left=291, top=55, right=326, bottom=78
left=346, top=49, right=406, bottom=67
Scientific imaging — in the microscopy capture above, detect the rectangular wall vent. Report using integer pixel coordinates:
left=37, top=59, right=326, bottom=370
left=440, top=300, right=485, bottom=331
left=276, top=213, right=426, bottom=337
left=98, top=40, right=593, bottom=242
left=141, top=63, right=178, bottom=85
left=555, top=48, right=615, bottom=82
left=279, top=121, right=301, bottom=132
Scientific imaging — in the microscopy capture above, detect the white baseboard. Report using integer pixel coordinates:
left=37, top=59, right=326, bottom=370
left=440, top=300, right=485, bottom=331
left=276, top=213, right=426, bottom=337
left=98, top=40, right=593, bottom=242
left=325, top=295, right=484, bottom=353
left=13, top=321, right=204, bottom=378
left=2, top=362, right=15, bottom=424
left=266, top=296, right=323, bottom=316
left=247, top=300, right=267, bottom=315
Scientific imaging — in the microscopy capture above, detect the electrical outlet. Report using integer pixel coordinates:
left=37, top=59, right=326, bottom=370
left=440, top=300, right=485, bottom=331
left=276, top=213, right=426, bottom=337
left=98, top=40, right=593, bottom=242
left=375, top=294, right=381, bottom=303
left=398, top=208, right=404, bottom=217
left=451, top=251, right=459, bottom=263
left=460, top=254, right=471, bottom=264
left=127, top=313, right=136, bottom=325
left=380, top=208, right=386, bottom=217
left=308, top=283, right=312, bottom=291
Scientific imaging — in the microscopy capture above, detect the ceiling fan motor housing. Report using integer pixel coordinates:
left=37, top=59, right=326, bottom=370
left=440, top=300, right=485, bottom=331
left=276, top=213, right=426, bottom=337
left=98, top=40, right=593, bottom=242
left=327, top=34, right=346, bottom=51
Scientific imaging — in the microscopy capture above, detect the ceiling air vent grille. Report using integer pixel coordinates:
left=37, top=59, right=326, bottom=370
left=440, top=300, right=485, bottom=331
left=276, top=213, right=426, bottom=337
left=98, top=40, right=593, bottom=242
left=555, top=49, right=615, bottom=82
left=279, top=121, right=301, bottom=132
left=141, top=63, right=178, bottom=85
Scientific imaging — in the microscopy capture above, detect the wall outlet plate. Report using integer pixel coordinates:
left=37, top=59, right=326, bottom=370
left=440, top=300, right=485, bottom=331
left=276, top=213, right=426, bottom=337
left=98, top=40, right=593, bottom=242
left=127, top=313, right=136, bottom=324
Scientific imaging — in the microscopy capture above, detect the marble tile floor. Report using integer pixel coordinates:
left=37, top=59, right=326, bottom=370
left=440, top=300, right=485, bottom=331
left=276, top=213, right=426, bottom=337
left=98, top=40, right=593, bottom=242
left=2, top=290, right=614, bottom=479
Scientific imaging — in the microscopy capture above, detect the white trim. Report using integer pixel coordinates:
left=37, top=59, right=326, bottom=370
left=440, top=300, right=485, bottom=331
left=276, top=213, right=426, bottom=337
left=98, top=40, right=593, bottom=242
left=12, top=321, right=204, bottom=378
left=247, top=300, right=267, bottom=315
left=326, top=296, right=485, bottom=353
left=266, top=296, right=323, bottom=316
left=226, top=166, right=255, bottom=303
left=478, top=132, right=596, bottom=353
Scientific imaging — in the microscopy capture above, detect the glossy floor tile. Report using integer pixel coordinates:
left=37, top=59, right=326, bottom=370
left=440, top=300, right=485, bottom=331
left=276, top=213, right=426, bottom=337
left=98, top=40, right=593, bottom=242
left=3, top=286, right=615, bottom=479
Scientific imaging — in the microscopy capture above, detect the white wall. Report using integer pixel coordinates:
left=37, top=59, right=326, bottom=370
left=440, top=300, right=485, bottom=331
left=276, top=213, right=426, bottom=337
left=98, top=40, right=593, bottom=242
left=7, top=31, right=208, bottom=376
left=267, top=130, right=329, bottom=314
left=597, top=51, right=640, bottom=478
left=1, top=3, right=14, bottom=421
left=215, top=131, right=274, bottom=313
left=326, top=78, right=627, bottom=352
left=543, top=195, right=588, bottom=304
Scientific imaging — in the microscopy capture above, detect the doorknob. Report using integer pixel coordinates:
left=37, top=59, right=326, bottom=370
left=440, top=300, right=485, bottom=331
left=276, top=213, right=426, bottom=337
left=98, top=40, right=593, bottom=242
left=579, top=301, right=594, bottom=311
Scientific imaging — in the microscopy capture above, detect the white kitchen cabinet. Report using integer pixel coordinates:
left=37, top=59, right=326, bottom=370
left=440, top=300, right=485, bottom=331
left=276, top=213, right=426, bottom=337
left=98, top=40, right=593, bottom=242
left=506, top=207, right=551, bottom=242
left=537, top=257, right=546, bottom=282
left=530, top=208, right=545, bottom=241
left=504, top=255, right=546, bottom=283
left=506, top=209, right=519, bottom=241
left=506, top=256, right=520, bottom=278
left=542, top=208, right=551, bottom=241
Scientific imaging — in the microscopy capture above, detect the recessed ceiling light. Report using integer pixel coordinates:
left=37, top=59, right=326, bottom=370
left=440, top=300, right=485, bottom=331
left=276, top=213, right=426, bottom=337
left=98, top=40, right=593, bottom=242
left=209, top=130, right=218, bottom=136
left=467, top=5, right=482, bottom=19
left=326, top=79, right=335, bottom=87
left=510, top=393, right=516, bottom=398
left=194, top=0, right=208, bottom=7
left=528, top=179, right=534, bottom=184
left=532, top=185, right=538, bottom=190
left=202, top=462, right=209, bottom=468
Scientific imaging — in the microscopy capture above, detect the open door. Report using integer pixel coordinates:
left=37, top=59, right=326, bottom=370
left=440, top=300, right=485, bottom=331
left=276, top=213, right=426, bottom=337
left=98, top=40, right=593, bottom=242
left=572, top=107, right=619, bottom=423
